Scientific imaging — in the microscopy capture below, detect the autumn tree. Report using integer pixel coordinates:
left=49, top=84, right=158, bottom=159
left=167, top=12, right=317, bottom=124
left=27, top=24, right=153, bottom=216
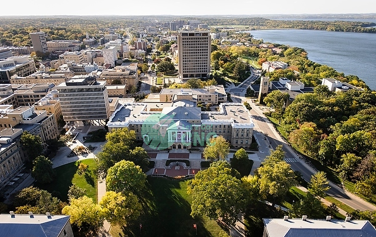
left=203, top=136, right=230, bottom=161
left=100, top=191, right=141, bottom=226
left=263, top=90, right=290, bottom=114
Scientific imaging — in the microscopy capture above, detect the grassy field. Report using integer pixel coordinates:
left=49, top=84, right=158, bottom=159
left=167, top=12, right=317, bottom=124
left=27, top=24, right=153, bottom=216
left=241, top=56, right=261, bottom=69
left=37, top=159, right=98, bottom=202
left=110, top=177, right=229, bottom=237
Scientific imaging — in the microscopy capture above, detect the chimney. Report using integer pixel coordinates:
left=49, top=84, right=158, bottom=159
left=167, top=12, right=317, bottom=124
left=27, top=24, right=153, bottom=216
left=302, top=215, right=307, bottom=221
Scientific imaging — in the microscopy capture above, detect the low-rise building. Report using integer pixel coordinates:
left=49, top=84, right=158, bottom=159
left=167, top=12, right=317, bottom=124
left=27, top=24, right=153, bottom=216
left=262, top=61, right=288, bottom=72
left=98, top=64, right=139, bottom=90
left=0, top=56, right=36, bottom=83
left=13, top=83, right=55, bottom=107
left=263, top=217, right=376, bottom=237
left=106, top=85, right=127, bottom=97
left=47, top=40, right=81, bottom=52
left=34, top=90, right=62, bottom=127
left=10, top=72, right=68, bottom=85
left=0, top=213, right=74, bottom=237
left=159, top=85, right=226, bottom=104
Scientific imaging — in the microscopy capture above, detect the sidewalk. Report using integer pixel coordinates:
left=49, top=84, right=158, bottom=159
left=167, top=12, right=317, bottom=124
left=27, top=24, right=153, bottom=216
left=97, top=178, right=111, bottom=237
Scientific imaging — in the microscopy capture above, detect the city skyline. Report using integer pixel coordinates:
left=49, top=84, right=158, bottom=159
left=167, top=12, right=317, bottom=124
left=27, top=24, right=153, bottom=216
left=1, top=0, right=375, bottom=16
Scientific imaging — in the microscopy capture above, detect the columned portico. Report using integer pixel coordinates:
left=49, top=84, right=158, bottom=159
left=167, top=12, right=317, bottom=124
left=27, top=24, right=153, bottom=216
left=168, top=130, right=192, bottom=143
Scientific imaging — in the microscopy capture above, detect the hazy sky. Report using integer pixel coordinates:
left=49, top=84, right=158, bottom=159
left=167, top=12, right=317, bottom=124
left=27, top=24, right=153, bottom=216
left=1, top=0, right=375, bottom=16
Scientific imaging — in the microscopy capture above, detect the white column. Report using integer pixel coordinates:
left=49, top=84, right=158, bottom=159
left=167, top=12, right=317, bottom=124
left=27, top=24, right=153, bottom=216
left=175, top=131, right=177, bottom=142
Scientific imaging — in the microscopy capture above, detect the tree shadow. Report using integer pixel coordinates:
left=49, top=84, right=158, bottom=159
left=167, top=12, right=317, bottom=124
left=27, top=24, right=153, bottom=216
left=84, top=172, right=95, bottom=187
left=120, top=177, right=217, bottom=237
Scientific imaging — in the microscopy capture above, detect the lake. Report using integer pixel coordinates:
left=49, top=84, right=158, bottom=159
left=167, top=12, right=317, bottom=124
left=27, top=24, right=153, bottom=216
left=249, top=29, right=376, bottom=90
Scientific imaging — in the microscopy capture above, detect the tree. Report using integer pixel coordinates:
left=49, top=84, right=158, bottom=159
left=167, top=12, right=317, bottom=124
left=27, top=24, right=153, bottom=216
left=106, top=160, right=146, bottom=195
left=338, top=153, right=362, bottom=180
left=289, top=122, right=321, bottom=156
left=290, top=192, right=325, bottom=219
left=151, top=63, right=156, bottom=71
left=314, top=85, right=332, bottom=99
left=62, top=196, right=104, bottom=233
left=231, top=148, right=252, bottom=177
left=203, top=136, right=230, bottom=161
left=188, top=161, right=245, bottom=225
left=186, top=79, right=203, bottom=89
left=21, top=131, right=43, bottom=160
left=100, top=191, right=141, bottom=226
left=141, top=63, right=149, bottom=73
left=68, top=184, right=86, bottom=201
left=308, top=171, right=330, bottom=198
left=263, top=145, right=285, bottom=165
left=32, top=156, right=55, bottom=184
left=14, top=187, right=43, bottom=207
left=157, top=61, right=175, bottom=72
left=130, top=146, right=150, bottom=171
left=263, top=90, right=290, bottom=114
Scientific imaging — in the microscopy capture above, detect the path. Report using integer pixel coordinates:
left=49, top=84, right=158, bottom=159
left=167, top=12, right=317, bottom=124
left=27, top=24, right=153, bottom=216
left=97, top=178, right=111, bottom=237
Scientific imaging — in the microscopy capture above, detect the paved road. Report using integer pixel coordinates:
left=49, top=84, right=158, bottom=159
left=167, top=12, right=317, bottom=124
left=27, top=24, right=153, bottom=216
left=246, top=98, right=376, bottom=211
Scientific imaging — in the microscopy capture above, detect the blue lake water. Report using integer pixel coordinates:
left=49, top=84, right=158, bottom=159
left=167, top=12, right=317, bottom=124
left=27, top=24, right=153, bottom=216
left=249, top=29, right=376, bottom=90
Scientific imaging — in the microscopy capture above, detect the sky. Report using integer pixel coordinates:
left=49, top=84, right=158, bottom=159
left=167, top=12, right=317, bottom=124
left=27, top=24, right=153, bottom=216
left=1, top=0, right=375, bottom=16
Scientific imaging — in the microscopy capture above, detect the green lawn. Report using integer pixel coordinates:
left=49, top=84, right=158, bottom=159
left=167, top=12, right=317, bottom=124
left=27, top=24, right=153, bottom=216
left=324, top=196, right=355, bottom=214
left=111, top=177, right=229, bottom=237
left=36, top=159, right=98, bottom=202
left=241, top=56, right=261, bottom=69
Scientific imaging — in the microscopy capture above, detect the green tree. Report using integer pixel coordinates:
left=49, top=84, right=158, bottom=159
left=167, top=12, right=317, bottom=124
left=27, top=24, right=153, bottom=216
left=289, top=122, right=322, bottom=156
left=141, top=63, right=149, bottom=73
left=14, top=188, right=61, bottom=215
left=338, top=153, right=362, bottom=179
left=32, top=156, right=55, bottom=184
left=263, top=90, right=290, bottom=114
left=100, top=191, right=141, bottom=226
left=186, top=79, right=203, bottom=89
left=263, top=145, right=285, bottom=165
left=21, top=131, right=43, bottom=160
left=188, top=161, right=245, bottom=225
left=67, top=184, right=86, bottom=201
left=130, top=147, right=150, bottom=171
left=290, top=192, right=325, bottom=219
left=157, top=61, right=175, bottom=72
left=308, top=171, right=330, bottom=198
left=314, top=85, right=332, bottom=99
left=231, top=148, right=251, bottom=177
left=62, top=196, right=104, bottom=233
left=203, top=136, right=230, bottom=161
left=106, top=160, right=147, bottom=195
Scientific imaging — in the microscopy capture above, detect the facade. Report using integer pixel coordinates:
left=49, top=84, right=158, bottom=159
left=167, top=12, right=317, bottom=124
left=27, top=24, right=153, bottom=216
left=322, top=78, right=344, bottom=92
left=159, top=85, right=227, bottom=104
left=47, top=40, right=80, bottom=52
left=0, top=214, right=74, bottom=237
left=29, top=32, right=48, bottom=53
left=98, top=65, right=139, bottom=90
left=263, top=218, right=376, bottom=237
left=34, top=90, right=62, bottom=127
left=59, top=51, right=85, bottom=64
left=13, top=83, right=54, bottom=107
left=103, top=47, right=117, bottom=67
left=10, top=72, right=68, bottom=85
left=178, top=31, right=211, bottom=79
left=56, top=77, right=110, bottom=122
left=107, top=101, right=254, bottom=149
left=106, top=85, right=127, bottom=97
left=135, top=39, right=147, bottom=50
left=0, top=48, right=13, bottom=59
left=262, top=61, right=288, bottom=72
left=0, top=128, right=24, bottom=190
left=0, top=56, right=36, bottom=83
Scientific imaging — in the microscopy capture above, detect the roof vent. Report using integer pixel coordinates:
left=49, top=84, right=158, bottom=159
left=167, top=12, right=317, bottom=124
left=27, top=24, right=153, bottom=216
left=46, top=212, right=51, bottom=219
left=29, top=212, right=34, bottom=218
left=9, top=211, right=15, bottom=218
left=302, top=215, right=307, bottom=221
left=185, top=112, right=188, bottom=115
left=283, top=216, right=289, bottom=221
left=326, top=216, right=332, bottom=221
left=345, top=216, right=351, bottom=222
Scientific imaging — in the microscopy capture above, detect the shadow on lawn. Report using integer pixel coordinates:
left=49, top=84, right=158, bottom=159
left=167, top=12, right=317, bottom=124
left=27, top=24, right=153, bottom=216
left=120, top=177, right=215, bottom=237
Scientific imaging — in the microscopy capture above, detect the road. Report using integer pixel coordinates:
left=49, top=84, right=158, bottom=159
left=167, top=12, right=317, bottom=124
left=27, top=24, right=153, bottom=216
left=246, top=97, right=376, bottom=211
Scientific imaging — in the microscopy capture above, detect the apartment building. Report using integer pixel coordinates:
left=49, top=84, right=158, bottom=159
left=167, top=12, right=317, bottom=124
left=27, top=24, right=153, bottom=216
left=29, top=32, right=48, bottom=53
left=0, top=56, right=36, bottom=83
left=178, top=31, right=211, bottom=79
left=159, top=85, right=226, bottom=104
left=56, top=76, right=110, bottom=123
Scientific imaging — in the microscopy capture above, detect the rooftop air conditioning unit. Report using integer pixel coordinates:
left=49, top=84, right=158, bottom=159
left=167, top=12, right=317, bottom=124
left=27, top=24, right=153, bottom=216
left=326, top=216, right=332, bottom=221
left=345, top=216, right=351, bottom=222
left=302, top=215, right=307, bottom=221
left=283, top=216, right=289, bottom=221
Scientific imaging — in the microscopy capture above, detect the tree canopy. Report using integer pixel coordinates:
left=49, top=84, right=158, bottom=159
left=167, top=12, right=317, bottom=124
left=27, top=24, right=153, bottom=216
left=32, top=155, right=55, bottom=184
left=21, top=131, right=43, bottom=161
left=203, top=136, right=230, bottom=161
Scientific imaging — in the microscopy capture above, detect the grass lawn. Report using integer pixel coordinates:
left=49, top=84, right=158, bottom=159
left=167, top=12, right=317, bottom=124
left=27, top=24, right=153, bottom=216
left=241, top=56, right=261, bottom=69
left=156, top=77, right=163, bottom=85
left=324, top=196, right=355, bottom=214
left=36, top=159, right=98, bottom=202
left=111, top=177, right=229, bottom=237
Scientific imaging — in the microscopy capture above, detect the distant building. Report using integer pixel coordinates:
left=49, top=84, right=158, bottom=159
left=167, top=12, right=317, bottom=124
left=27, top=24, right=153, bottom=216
left=98, top=64, right=139, bottom=90
left=0, top=56, right=36, bottom=83
left=0, top=213, right=74, bottom=237
left=198, top=24, right=208, bottom=29
left=106, top=85, right=127, bottom=97
left=11, top=72, right=68, bottom=85
left=178, top=31, right=211, bottom=79
left=103, top=47, right=117, bottom=67
left=159, top=85, right=227, bottom=104
left=47, top=40, right=81, bottom=53
left=34, top=90, right=62, bottom=127
left=262, top=61, right=288, bottom=72
left=263, top=218, right=376, bottom=237
left=29, top=32, right=48, bottom=53
left=56, top=77, right=110, bottom=123
left=322, top=78, right=345, bottom=92
left=134, top=39, right=147, bottom=51
left=0, top=48, right=13, bottom=59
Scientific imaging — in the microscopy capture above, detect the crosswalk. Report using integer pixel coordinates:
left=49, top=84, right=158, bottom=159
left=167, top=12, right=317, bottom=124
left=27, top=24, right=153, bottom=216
left=284, top=158, right=298, bottom=163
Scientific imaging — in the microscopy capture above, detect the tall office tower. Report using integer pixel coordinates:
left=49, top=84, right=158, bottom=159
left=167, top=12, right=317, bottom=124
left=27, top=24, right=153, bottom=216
left=178, top=31, right=211, bottom=79
left=56, top=76, right=110, bottom=123
left=29, top=32, right=48, bottom=53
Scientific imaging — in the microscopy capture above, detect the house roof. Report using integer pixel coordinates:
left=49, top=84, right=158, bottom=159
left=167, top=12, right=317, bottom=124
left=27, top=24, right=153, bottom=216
left=161, top=106, right=201, bottom=121
left=0, top=214, right=70, bottom=237
left=263, top=218, right=376, bottom=237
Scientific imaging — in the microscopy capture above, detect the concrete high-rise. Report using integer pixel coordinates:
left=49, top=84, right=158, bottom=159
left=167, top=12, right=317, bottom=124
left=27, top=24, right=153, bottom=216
left=29, top=32, right=48, bottom=53
left=178, top=31, right=211, bottom=79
